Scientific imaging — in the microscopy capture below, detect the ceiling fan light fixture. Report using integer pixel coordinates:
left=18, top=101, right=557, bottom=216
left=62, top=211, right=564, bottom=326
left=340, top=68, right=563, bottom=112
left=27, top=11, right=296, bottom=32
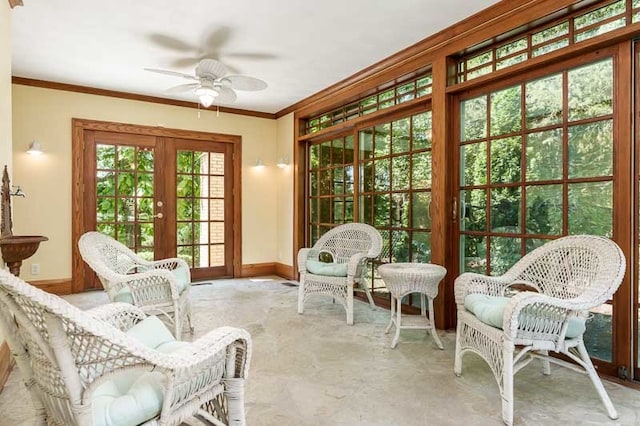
left=195, top=86, right=218, bottom=108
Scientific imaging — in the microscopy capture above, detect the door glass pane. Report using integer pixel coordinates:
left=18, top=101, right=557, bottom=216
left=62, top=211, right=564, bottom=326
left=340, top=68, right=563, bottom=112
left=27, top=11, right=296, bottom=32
left=525, top=74, right=562, bottom=129
left=526, top=129, right=563, bottom=181
left=568, top=181, right=613, bottom=237
left=95, top=144, right=155, bottom=257
left=176, top=150, right=226, bottom=269
left=526, top=184, right=563, bottom=235
left=568, top=120, right=613, bottom=179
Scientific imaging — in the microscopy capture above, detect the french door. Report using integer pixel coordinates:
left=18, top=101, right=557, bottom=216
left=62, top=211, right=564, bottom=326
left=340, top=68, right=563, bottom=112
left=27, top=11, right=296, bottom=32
left=454, top=46, right=633, bottom=378
left=73, top=121, right=239, bottom=291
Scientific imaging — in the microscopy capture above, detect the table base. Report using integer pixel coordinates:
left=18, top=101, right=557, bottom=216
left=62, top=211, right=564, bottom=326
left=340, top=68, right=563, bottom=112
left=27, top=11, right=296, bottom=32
left=384, top=293, right=444, bottom=349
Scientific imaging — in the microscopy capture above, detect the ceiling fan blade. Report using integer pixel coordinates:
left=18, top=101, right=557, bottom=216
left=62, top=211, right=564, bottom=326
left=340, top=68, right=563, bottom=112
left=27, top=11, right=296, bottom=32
left=165, top=83, right=200, bottom=94
left=169, top=57, right=202, bottom=68
left=225, top=75, right=267, bottom=91
left=144, top=68, right=198, bottom=80
left=223, top=52, right=277, bottom=60
left=148, top=34, right=196, bottom=52
left=203, top=26, right=232, bottom=51
left=215, top=87, right=237, bottom=103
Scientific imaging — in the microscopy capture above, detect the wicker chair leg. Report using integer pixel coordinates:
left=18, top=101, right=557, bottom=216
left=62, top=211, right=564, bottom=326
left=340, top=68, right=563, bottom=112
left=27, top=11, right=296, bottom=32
left=346, top=292, right=354, bottom=325
left=174, top=306, right=182, bottom=338
left=576, top=341, right=618, bottom=420
left=297, top=282, right=305, bottom=314
left=224, top=378, right=246, bottom=426
left=453, top=319, right=463, bottom=376
left=539, top=350, right=551, bottom=375
left=501, top=341, right=515, bottom=426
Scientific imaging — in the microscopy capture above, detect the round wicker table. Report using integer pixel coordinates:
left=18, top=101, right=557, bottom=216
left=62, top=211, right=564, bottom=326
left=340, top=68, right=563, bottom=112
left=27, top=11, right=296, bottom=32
left=377, top=262, right=447, bottom=349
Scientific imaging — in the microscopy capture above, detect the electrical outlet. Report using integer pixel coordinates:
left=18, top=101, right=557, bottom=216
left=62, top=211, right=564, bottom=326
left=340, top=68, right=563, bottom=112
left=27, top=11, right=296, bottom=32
left=31, top=263, right=40, bottom=275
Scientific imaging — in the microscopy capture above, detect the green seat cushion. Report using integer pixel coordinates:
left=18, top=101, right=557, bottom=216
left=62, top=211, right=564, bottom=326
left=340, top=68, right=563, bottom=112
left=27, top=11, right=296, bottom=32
left=92, top=315, right=189, bottom=426
left=113, top=267, right=190, bottom=304
left=464, top=294, right=586, bottom=339
left=306, top=259, right=348, bottom=277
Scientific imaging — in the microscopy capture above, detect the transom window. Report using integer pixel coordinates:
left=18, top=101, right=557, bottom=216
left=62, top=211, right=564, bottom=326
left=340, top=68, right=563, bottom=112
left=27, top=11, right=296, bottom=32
left=456, top=0, right=636, bottom=83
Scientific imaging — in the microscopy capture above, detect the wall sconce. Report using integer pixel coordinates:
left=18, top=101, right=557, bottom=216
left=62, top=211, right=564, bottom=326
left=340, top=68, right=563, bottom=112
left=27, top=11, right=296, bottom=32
left=254, top=158, right=264, bottom=168
left=27, top=141, right=43, bottom=156
left=277, top=157, right=290, bottom=168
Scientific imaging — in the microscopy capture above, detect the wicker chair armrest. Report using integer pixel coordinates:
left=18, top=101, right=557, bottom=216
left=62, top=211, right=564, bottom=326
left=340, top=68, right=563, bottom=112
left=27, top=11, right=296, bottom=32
left=86, top=303, right=147, bottom=332
left=297, top=248, right=314, bottom=272
left=151, top=257, right=190, bottom=273
left=146, top=327, right=251, bottom=374
left=454, top=272, right=513, bottom=306
left=502, top=291, right=590, bottom=340
left=347, top=252, right=368, bottom=278
left=111, top=269, right=183, bottom=303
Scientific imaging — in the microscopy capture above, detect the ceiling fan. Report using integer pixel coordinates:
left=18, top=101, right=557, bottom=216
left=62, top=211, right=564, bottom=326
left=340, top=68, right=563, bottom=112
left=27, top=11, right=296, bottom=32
left=145, top=58, right=267, bottom=108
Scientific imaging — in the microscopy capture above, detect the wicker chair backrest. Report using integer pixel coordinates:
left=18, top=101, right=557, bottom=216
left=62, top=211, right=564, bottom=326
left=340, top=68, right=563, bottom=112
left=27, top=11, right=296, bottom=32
left=79, top=231, right=144, bottom=278
left=313, top=223, right=383, bottom=264
left=507, top=235, right=625, bottom=302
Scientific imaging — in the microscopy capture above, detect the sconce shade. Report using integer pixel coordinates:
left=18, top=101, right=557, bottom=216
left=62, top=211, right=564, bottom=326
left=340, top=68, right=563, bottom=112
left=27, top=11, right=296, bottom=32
left=27, top=141, right=43, bottom=155
left=277, top=157, right=290, bottom=168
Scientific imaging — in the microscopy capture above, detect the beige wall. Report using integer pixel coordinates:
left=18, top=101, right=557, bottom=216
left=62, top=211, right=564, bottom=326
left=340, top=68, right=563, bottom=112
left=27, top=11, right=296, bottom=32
left=276, top=113, right=294, bottom=266
left=0, top=2, right=11, bottom=172
left=12, top=85, right=281, bottom=281
left=0, top=0, right=12, bottom=347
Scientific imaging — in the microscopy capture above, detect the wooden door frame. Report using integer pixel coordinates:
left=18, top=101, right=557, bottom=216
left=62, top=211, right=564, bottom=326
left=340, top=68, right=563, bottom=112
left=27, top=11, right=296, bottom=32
left=71, top=118, right=242, bottom=293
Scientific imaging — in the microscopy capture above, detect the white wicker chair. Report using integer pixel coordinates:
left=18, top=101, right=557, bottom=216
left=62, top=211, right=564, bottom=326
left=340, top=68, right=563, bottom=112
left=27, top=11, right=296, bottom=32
left=0, top=268, right=251, bottom=426
left=297, top=223, right=383, bottom=325
left=79, top=231, right=192, bottom=338
left=454, top=235, right=626, bottom=425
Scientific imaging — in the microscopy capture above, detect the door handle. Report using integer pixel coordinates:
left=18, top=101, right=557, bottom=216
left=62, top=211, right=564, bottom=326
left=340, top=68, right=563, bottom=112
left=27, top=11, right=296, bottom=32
left=154, top=212, right=164, bottom=219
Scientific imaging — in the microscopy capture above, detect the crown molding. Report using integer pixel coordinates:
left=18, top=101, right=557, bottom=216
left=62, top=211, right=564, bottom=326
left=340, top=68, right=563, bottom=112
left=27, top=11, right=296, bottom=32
left=8, top=0, right=23, bottom=8
left=12, top=76, right=276, bottom=119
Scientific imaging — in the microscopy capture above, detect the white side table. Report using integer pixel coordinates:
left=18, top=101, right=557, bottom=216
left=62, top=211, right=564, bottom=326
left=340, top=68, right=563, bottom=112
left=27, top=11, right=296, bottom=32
left=378, top=262, right=447, bottom=349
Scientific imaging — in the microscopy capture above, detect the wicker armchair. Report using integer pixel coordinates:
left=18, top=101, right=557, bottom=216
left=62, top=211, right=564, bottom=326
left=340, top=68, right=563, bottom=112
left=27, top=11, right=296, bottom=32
left=0, top=268, right=251, bottom=426
left=79, top=231, right=192, bottom=338
left=297, top=223, right=383, bottom=325
left=454, top=235, right=626, bottom=425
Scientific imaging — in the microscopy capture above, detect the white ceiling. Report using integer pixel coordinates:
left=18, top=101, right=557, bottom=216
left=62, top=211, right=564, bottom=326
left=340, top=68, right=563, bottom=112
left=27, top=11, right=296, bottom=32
left=10, top=0, right=501, bottom=114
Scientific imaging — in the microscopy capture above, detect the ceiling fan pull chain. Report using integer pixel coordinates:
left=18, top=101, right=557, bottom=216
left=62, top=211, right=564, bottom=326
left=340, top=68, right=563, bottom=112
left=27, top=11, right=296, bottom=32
left=197, top=102, right=201, bottom=119
left=217, top=104, right=220, bottom=117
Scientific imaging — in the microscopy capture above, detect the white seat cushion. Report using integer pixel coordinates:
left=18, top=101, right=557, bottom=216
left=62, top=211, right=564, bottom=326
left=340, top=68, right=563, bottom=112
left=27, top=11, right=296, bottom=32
left=464, top=293, right=586, bottom=339
left=92, top=316, right=190, bottom=426
left=114, top=267, right=190, bottom=304
left=305, top=259, right=348, bottom=277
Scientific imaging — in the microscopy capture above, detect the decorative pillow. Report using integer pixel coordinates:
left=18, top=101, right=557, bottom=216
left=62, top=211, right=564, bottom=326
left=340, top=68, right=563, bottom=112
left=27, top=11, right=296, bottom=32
left=464, top=293, right=586, bottom=338
left=306, top=259, right=348, bottom=277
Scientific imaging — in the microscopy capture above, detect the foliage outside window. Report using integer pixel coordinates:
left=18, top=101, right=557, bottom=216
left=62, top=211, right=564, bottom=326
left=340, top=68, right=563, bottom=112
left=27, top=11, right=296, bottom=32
left=457, top=0, right=633, bottom=83
left=96, top=144, right=155, bottom=260
left=459, top=58, right=614, bottom=276
left=95, top=146, right=226, bottom=268
left=307, top=111, right=433, bottom=299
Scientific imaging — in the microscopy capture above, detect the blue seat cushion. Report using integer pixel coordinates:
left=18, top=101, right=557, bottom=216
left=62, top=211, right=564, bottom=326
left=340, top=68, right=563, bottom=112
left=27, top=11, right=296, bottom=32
left=92, top=316, right=190, bottom=426
left=306, top=259, right=348, bottom=277
left=464, top=294, right=586, bottom=339
left=114, top=266, right=190, bottom=304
